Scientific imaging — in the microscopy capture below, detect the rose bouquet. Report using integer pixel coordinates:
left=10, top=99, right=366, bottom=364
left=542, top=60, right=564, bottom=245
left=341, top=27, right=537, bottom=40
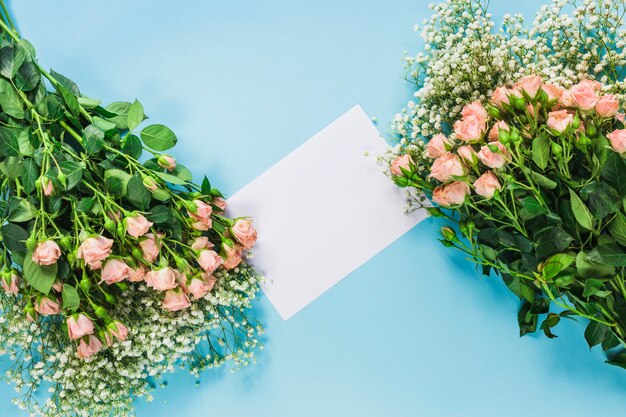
left=0, top=5, right=262, bottom=416
left=389, top=0, right=626, bottom=369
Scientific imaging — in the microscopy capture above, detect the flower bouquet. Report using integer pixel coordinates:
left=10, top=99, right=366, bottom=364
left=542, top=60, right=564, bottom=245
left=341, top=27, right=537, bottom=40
left=389, top=0, right=626, bottom=368
left=0, top=5, right=262, bottom=416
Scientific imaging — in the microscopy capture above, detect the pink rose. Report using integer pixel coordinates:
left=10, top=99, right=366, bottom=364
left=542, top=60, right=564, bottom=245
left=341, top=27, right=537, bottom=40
left=426, top=134, right=450, bottom=159
left=607, top=129, right=626, bottom=154
left=596, top=95, right=619, bottom=118
left=457, top=145, right=478, bottom=166
left=188, top=200, right=213, bottom=231
left=125, top=214, right=153, bottom=238
left=197, top=250, right=223, bottom=274
left=473, top=171, right=502, bottom=198
left=78, top=236, right=114, bottom=270
left=25, top=310, right=36, bottom=323
left=390, top=154, right=413, bottom=176
left=67, top=314, right=94, bottom=340
left=32, top=241, right=61, bottom=266
left=109, top=321, right=129, bottom=341
left=579, top=79, right=602, bottom=91
left=488, top=121, right=509, bottom=142
left=35, top=297, right=61, bottom=316
left=42, top=177, right=54, bottom=196
left=432, top=181, right=470, bottom=207
left=222, top=243, right=243, bottom=270
left=158, top=155, right=177, bottom=171
left=213, top=197, right=227, bottom=212
left=547, top=110, right=574, bottom=133
left=478, top=142, right=510, bottom=169
left=491, top=86, right=512, bottom=107
left=515, top=75, right=543, bottom=98
left=100, top=259, right=130, bottom=284
left=542, top=83, right=564, bottom=101
left=52, top=280, right=63, bottom=293
left=128, top=266, right=147, bottom=282
left=231, top=219, right=257, bottom=249
left=1, top=273, right=20, bottom=295
left=139, top=233, right=161, bottom=263
left=187, top=276, right=212, bottom=299
left=567, top=81, right=599, bottom=110
left=142, top=176, right=158, bottom=191
left=77, top=335, right=103, bottom=359
left=461, top=101, right=488, bottom=121
left=145, top=267, right=178, bottom=291
left=617, top=113, right=625, bottom=123
left=162, top=289, right=191, bottom=312
left=453, top=115, right=486, bottom=142
left=191, top=236, right=212, bottom=251
left=429, top=152, right=466, bottom=182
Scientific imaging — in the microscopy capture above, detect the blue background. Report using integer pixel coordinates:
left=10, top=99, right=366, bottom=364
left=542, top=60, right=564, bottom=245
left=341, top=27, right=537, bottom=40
left=1, top=1, right=626, bottom=416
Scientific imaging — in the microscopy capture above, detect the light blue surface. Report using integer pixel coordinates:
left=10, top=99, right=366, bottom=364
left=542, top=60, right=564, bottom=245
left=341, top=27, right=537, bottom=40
left=2, top=1, right=626, bottom=416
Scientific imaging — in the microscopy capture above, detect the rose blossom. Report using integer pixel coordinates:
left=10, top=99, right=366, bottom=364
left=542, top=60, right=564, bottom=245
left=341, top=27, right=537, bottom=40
left=478, top=142, right=510, bottom=169
left=32, top=240, right=61, bottom=266
left=607, top=129, right=626, bottom=154
left=78, top=236, right=114, bottom=270
left=128, top=266, right=147, bottom=282
left=125, top=214, right=153, bottom=238
left=453, top=115, right=486, bottom=142
left=488, top=121, right=509, bottom=142
left=457, top=145, right=477, bottom=165
left=461, top=101, right=488, bottom=121
left=567, top=80, right=599, bottom=110
left=426, top=134, right=450, bottom=159
left=222, top=244, right=243, bottom=270
left=42, top=177, right=54, bottom=196
left=77, top=335, right=103, bottom=359
left=145, top=267, right=178, bottom=291
left=100, top=259, right=130, bottom=284
left=491, top=87, right=511, bottom=107
left=596, top=95, right=619, bottom=118
left=109, top=321, right=129, bottom=341
left=197, top=250, right=223, bottom=274
left=232, top=219, right=257, bottom=249
left=67, top=314, right=94, bottom=340
left=162, top=289, right=191, bottom=312
left=516, top=75, right=543, bottom=98
left=432, top=181, right=471, bottom=207
left=473, top=171, right=502, bottom=199
left=547, top=110, right=574, bottom=133
left=52, top=280, right=63, bottom=293
left=390, top=154, right=413, bottom=176
left=158, top=155, right=177, bottom=171
left=35, top=297, right=60, bottom=316
left=188, top=200, right=213, bottom=231
left=1, top=273, right=20, bottom=295
left=191, top=236, right=212, bottom=251
left=542, top=83, right=564, bottom=101
left=139, top=233, right=161, bottom=263
left=187, top=277, right=213, bottom=299
left=213, top=197, right=227, bottom=211
left=429, top=152, right=466, bottom=182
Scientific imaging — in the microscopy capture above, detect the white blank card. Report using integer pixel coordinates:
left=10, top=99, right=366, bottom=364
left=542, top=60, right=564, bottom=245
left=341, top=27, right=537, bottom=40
left=228, top=105, right=427, bottom=320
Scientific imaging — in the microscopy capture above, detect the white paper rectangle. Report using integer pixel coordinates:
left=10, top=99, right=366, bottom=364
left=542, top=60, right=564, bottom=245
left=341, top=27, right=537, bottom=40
left=228, top=105, right=427, bottom=320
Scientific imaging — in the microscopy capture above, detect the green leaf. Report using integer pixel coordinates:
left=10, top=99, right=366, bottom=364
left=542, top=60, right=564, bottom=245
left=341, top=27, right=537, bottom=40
left=603, top=152, right=626, bottom=195
left=105, top=101, right=131, bottom=130
left=506, top=275, right=535, bottom=303
left=58, top=160, right=84, bottom=191
left=588, top=244, right=626, bottom=266
left=7, top=199, right=34, bottom=223
left=0, top=45, right=26, bottom=79
left=518, top=197, right=546, bottom=221
left=172, top=164, right=192, bottom=182
left=517, top=302, right=538, bottom=336
left=21, top=159, right=38, bottom=194
left=104, top=169, right=132, bottom=196
left=583, top=278, right=610, bottom=298
left=155, top=171, right=186, bottom=185
left=151, top=187, right=170, bottom=202
left=122, top=134, right=142, bottom=159
left=127, top=174, right=152, bottom=210
left=1, top=223, right=28, bottom=254
left=140, top=124, right=177, bottom=151
left=581, top=182, right=621, bottom=220
left=83, top=124, right=105, bottom=155
left=540, top=313, right=560, bottom=339
left=23, top=256, right=58, bottom=294
left=127, top=99, right=144, bottom=131
left=15, top=61, right=40, bottom=91
left=610, top=212, right=626, bottom=247
left=75, top=197, right=95, bottom=212
left=0, top=78, right=24, bottom=119
left=57, top=84, right=80, bottom=117
left=62, top=284, right=80, bottom=311
left=0, top=156, right=22, bottom=178
left=50, top=70, right=80, bottom=95
left=530, top=170, right=557, bottom=189
left=540, top=253, right=574, bottom=280
left=0, top=127, right=20, bottom=157
left=576, top=250, right=615, bottom=279
left=602, top=331, right=621, bottom=351
left=535, top=227, right=573, bottom=260
left=146, top=205, right=171, bottom=223
left=532, top=136, right=550, bottom=170
left=584, top=321, right=608, bottom=348
left=77, top=96, right=101, bottom=109
left=201, top=176, right=211, bottom=195
left=569, top=189, right=593, bottom=231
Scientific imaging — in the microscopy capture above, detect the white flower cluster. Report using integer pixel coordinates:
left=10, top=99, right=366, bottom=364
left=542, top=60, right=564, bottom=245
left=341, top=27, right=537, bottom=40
left=390, top=0, right=626, bottom=175
left=0, top=266, right=263, bottom=417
